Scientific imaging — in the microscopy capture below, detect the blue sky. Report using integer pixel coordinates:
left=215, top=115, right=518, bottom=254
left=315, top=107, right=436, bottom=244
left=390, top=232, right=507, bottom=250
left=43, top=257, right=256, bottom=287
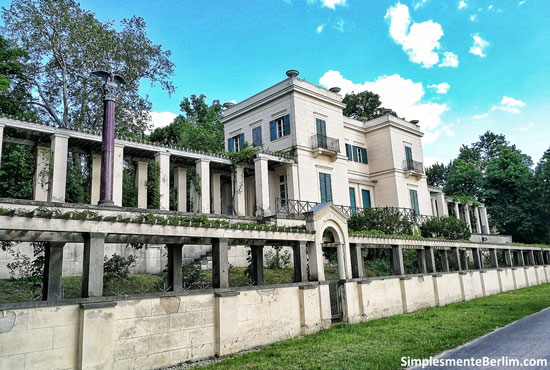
left=4, top=0, right=550, bottom=165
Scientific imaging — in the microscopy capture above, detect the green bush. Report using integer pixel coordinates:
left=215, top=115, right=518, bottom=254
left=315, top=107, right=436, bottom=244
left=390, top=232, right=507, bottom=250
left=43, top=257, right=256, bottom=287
left=420, top=217, right=471, bottom=240
left=349, top=207, right=414, bottom=235
left=265, top=247, right=292, bottom=269
left=182, top=262, right=203, bottom=287
left=103, top=254, right=137, bottom=281
left=364, top=259, right=391, bottom=277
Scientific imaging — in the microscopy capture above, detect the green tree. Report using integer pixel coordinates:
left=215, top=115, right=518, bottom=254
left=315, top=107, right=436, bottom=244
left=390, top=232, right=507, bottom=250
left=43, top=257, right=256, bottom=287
left=444, top=159, right=484, bottom=199
left=426, top=162, right=447, bottom=187
left=533, top=148, right=550, bottom=243
left=484, top=146, right=535, bottom=242
left=149, top=94, right=224, bottom=153
left=342, top=90, right=384, bottom=120
left=2, top=0, right=175, bottom=136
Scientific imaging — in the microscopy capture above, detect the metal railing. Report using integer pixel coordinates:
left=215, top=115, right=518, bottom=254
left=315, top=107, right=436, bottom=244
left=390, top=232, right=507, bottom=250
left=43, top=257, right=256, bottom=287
left=275, top=197, right=433, bottom=223
left=312, top=134, right=340, bottom=153
left=403, top=159, right=424, bottom=174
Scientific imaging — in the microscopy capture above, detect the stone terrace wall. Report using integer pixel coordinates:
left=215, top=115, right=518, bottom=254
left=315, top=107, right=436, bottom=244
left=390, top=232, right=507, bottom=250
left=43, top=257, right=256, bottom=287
left=0, top=266, right=548, bottom=370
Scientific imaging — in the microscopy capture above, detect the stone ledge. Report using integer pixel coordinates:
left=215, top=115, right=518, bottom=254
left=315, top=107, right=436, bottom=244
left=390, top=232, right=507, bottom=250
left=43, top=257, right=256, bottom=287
left=299, top=284, right=317, bottom=290
left=80, top=302, right=118, bottom=309
left=399, top=276, right=412, bottom=280
left=214, top=291, right=240, bottom=297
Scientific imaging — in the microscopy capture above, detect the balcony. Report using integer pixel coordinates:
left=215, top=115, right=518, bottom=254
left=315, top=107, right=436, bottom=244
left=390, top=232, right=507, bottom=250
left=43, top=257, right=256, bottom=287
left=311, top=134, right=340, bottom=161
left=403, top=159, right=424, bottom=179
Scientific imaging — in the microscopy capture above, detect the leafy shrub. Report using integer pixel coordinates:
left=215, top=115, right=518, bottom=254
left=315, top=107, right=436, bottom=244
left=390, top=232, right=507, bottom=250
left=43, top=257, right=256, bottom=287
left=420, top=217, right=471, bottom=240
left=182, top=262, right=203, bottom=287
left=348, top=207, right=414, bottom=235
left=364, top=259, right=391, bottom=277
left=103, top=253, right=137, bottom=281
left=5, top=242, right=45, bottom=288
left=265, top=247, right=292, bottom=269
left=322, top=247, right=338, bottom=265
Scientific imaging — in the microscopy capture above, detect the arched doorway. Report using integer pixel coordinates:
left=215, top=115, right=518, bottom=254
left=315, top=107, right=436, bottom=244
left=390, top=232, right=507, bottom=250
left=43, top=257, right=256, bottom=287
left=321, top=226, right=347, bottom=323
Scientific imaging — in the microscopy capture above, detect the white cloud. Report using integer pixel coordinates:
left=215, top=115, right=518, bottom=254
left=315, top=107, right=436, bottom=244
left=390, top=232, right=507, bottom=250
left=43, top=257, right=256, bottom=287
left=428, top=82, right=450, bottom=94
left=519, top=0, right=526, bottom=5
left=488, top=5, right=493, bottom=10
left=469, top=14, right=477, bottom=22
left=469, top=34, right=489, bottom=57
left=414, top=0, right=428, bottom=10
left=385, top=3, right=456, bottom=69
left=308, top=0, right=347, bottom=9
left=473, top=113, right=489, bottom=119
left=518, top=123, right=533, bottom=131
left=317, top=24, right=324, bottom=33
left=148, top=111, right=178, bottom=131
left=319, top=70, right=448, bottom=140
left=424, top=156, right=445, bottom=167
left=458, top=0, right=467, bottom=9
left=333, top=19, right=346, bottom=32
left=439, top=51, right=459, bottom=68
left=493, top=96, right=525, bottom=114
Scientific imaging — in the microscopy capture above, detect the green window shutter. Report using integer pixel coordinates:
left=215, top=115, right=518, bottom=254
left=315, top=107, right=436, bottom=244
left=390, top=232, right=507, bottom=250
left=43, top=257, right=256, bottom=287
left=319, top=173, right=327, bottom=203
left=352, top=146, right=358, bottom=162
left=228, top=138, right=234, bottom=153
left=239, top=133, right=245, bottom=149
left=362, top=190, right=371, bottom=209
left=361, top=148, right=368, bottom=164
left=252, top=126, right=262, bottom=147
left=410, top=189, right=419, bottom=215
left=269, top=120, right=277, bottom=140
left=283, top=114, right=291, bottom=136
left=325, top=174, right=333, bottom=203
left=316, top=118, right=326, bottom=136
left=345, top=144, right=352, bottom=160
left=405, top=146, right=413, bottom=161
left=349, top=187, right=356, bottom=214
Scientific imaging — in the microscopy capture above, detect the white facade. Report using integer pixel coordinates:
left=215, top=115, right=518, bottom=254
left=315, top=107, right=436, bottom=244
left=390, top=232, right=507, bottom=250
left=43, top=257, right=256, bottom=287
left=222, top=73, right=433, bottom=217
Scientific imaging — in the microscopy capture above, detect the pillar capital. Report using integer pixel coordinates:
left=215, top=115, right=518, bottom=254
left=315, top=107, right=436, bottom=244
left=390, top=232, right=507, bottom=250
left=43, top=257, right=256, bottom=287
left=196, top=158, right=211, bottom=164
left=50, top=133, right=70, bottom=140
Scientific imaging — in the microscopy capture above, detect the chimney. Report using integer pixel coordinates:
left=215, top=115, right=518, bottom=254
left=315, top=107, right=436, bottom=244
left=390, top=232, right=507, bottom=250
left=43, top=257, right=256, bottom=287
left=286, top=69, right=299, bottom=78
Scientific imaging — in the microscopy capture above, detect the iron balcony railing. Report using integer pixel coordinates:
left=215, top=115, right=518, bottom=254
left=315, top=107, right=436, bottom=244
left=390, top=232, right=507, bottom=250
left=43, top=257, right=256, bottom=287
left=312, top=134, right=340, bottom=153
left=275, top=197, right=433, bottom=223
left=403, top=159, right=424, bottom=174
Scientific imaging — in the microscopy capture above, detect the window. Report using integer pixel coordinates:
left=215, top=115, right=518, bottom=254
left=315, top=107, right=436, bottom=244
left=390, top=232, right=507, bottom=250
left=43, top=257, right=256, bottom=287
left=227, top=133, right=244, bottom=153
left=362, top=189, right=371, bottom=209
left=269, top=114, right=291, bottom=140
left=279, top=175, right=287, bottom=204
left=345, top=144, right=368, bottom=164
left=319, top=173, right=333, bottom=203
left=409, top=189, right=419, bottom=215
left=349, top=187, right=357, bottom=214
left=252, top=126, right=262, bottom=147
left=405, top=146, right=413, bottom=168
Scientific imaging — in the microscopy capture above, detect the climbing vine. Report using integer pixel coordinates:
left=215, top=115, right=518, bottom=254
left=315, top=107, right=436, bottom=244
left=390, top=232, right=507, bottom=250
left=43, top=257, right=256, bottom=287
left=146, top=162, right=161, bottom=209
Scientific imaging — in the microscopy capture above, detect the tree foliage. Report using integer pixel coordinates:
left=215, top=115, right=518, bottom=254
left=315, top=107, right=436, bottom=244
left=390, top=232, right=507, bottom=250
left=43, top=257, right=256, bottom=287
left=348, top=208, right=414, bottom=236
left=148, top=94, right=224, bottom=153
left=426, top=162, right=447, bottom=187
left=342, top=90, right=384, bottom=120
left=420, top=217, right=471, bottom=240
left=2, top=0, right=175, bottom=136
left=444, top=159, right=484, bottom=199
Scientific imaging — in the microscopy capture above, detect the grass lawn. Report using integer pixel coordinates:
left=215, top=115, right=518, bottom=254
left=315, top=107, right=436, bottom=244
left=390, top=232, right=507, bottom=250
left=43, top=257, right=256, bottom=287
left=190, top=283, right=550, bottom=370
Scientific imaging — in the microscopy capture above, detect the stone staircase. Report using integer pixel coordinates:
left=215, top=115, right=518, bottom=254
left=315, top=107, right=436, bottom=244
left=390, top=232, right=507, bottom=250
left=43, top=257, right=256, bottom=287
left=191, top=249, right=213, bottom=270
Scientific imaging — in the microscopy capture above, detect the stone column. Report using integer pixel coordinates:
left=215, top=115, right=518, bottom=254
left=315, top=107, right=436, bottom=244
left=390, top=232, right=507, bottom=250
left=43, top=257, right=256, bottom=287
left=431, top=198, right=438, bottom=217
left=480, top=206, right=490, bottom=234
left=215, top=291, right=240, bottom=356
left=454, top=202, right=460, bottom=220
left=212, top=238, right=229, bottom=288
left=517, top=250, right=525, bottom=266
left=391, top=245, right=405, bottom=275
left=293, top=241, right=308, bottom=282
left=489, top=249, right=498, bottom=268
left=474, top=207, right=482, bottom=234
left=425, top=246, right=436, bottom=273
left=536, top=250, right=544, bottom=265
left=464, top=204, right=472, bottom=232
left=233, top=166, right=246, bottom=216
left=33, top=146, right=50, bottom=201
left=82, top=233, right=106, bottom=298
left=544, top=251, right=550, bottom=265
left=196, top=159, right=211, bottom=214
left=190, top=180, right=198, bottom=213
left=528, top=250, right=536, bottom=266
left=112, top=143, right=124, bottom=207
left=472, top=248, right=482, bottom=270
left=78, top=302, right=117, bottom=370
left=460, top=250, right=468, bottom=270
left=49, top=134, right=69, bottom=203
left=167, top=244, right=183, bottom=292
left=436, top=193, right=448, bottom=217
left=350, top=244, right=364, bottom=278
left=251, top=245, right=264, bottom=285
left=0, top=123, right=4, bottom=168
left=42, top=242, right=65, bottom=301
left=254, top=157, right=270, bottom=217
left=308, top=241, right=324, bottom=281
left=135, top=161, right=148, bottom=209
left=441, top=250, right=450, bottom=272
left=286, top=163, right=300, bottom=200
left=90, top=154, right=101, bottom=205
left=504, top=249, right=513, bottom=267
left=212, top=172, right=222, bottom=214
left=174, top=168, right=187, bottom=212
left=417, top=248, right=427, bottom=274
left=451, top=247, right=462, bottom=271
left=156, top=151, right=171, bottom=210
left=336, top=244, right=346, bottom=280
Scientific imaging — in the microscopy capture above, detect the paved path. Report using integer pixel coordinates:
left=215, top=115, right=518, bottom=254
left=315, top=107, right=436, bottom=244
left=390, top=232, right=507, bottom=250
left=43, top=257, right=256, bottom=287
left=411, top=308, right=550, bottom=369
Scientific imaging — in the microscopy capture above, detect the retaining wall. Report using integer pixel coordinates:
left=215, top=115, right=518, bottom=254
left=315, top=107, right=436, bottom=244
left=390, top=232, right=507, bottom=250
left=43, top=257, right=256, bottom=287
left=0, top=266, right=546, bottom=370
